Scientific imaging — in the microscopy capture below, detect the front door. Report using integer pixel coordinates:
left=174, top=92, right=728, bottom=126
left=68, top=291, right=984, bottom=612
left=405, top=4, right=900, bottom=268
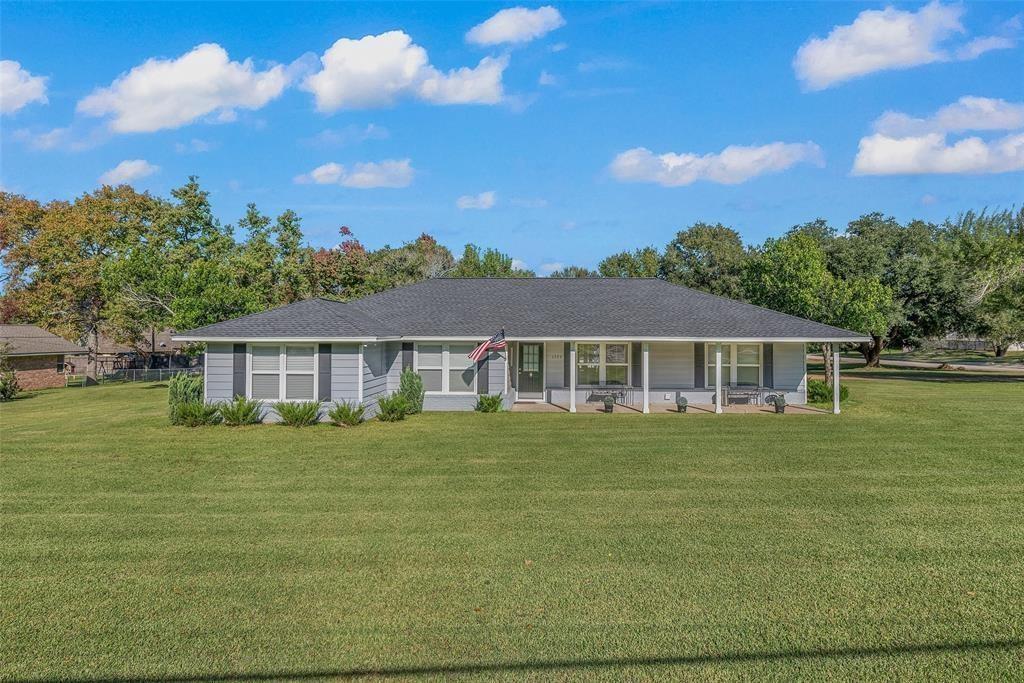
left=517, top=343, right=544, bottom=399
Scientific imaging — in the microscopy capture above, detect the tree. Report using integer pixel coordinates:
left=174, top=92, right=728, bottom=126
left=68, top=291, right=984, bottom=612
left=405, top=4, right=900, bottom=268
left=449, top=244, right=534, bottom=278
left=743, top=233, right=830, bottom=322
left=661, top=223, right=747, bottom=298
left=598, top=247, right=660, bottom=278
left=548, top=266, right=599, bottom=278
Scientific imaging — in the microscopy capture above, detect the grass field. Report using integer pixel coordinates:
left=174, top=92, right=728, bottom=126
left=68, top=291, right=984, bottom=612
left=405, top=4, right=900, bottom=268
left=878, top=348, right=1024, bottom=366
left=2, top=368, right=1023, bottom=681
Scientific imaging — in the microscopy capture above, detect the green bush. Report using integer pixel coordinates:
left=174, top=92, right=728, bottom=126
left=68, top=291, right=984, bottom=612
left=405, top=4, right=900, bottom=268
left=174, top=401, right=222, bottom=427
left=0, top=369, right=20, bottom=402
left=376, top=394, right=408, bottom=422
left=807, top=379, right=849, bottom=403
left=274, top=400, right=321, bottom=427
left=328, top=401, right=365, bottom=426
left=398, top=369, right=425, bottom=414
left=219, top=396, right=263, bottom=426
left=475, top=394, right=503, bottom=412
left=168, top=372, right=204, bottom=424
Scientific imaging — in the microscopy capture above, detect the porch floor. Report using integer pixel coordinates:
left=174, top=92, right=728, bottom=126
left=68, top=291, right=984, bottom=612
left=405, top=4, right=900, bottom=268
left=511, top=402, right=828, bottom=415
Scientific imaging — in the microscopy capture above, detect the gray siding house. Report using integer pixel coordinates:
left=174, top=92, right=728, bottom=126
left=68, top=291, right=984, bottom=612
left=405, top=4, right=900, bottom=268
left=175, top=278, right=866, bottom=418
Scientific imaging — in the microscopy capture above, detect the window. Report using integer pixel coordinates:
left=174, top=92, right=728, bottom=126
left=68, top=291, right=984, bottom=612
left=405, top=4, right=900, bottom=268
left=415, top=343, right=477, bottom=394
left=576, top=342, right=630, bottom=386
left=706, top=343, right=761, bottom=387
left=249, top=344, right=317, bottom=401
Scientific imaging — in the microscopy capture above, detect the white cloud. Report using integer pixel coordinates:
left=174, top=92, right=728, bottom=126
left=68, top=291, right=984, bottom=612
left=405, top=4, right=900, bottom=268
left=302, top=31, right=507, bottom=111
left=538, top=70, right=557, bottom=86
left=466, top=6, right=565, bottom=46
left=0, top=60, right=48, bottom=114
left=539, top=262, right=564, bottom=275
left=175, top=138, right=213, bottom=154
left=295, top=159, right=414, bottom=188
left=77, top=43, right=289, bottom=132
left=99, top=159, right=159, bottom=185
left=792, top=1, right=1008, bottom=90
left=854, top=96, right=1024, bottom=175
left=306, top=124, right=390, bottom=146
left=873, top=96, right=1024, bottom=136
left=456, top=190, right=496, bottom=210
left=609, top=142, right=824, bottom=186
left=13, top=127, right=68, bottom=150
left=511, top=258, right=529, bottom=271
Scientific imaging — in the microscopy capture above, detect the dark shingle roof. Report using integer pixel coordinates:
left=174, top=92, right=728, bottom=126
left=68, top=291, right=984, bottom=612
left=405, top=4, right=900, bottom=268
left=0, top=325, right=88, bottom=356
left=177, top=279, right=868, bottom=341
left=176, top=298, right=399, bottom=339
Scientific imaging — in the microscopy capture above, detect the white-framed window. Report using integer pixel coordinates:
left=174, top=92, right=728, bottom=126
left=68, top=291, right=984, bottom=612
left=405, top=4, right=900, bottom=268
left=706, top=343, right=761, bottom=387
left=576, top=342, right=630, bottom=386
left=249, top=344, right=318, bottom=401
left=414, top=342, right=477, bottom=394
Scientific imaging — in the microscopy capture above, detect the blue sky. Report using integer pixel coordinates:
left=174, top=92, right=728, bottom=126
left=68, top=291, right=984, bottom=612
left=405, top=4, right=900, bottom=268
left=1, top=1, right=1022, bottom=273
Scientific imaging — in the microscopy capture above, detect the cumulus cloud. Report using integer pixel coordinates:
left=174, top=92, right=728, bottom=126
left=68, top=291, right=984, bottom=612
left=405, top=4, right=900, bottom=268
left=539, top=262, right=564, bottom=275
left=302, top=31, right=507, bottom=111
left=0, top=60, right=48, bottom=114
left=13, top=127, right=68, bottom=150
left=609, top=142, right=824, bottom=186
left=794, top=2, right=1015, bottom=90
left=99, top=159, right=159, bottom=185
left=854, top=96, right=1024, bottom=175
left=511, top=258, right=529, bottom=271
left=294, top=159, right=414, bottom=188
left=456, top=191, right=496, bottom=210
left=466, top=6, right=565, bottom=46
left=77, top=43, right=290, bottom=132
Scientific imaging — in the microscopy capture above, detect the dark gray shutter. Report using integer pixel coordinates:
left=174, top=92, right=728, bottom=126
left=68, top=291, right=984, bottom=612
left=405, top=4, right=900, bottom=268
left=762, top=343, right=773, bottom=388
left=318, top=344, right=332, bottom=401
left=693, top=343, right=705, bottom=389
left=401, top=342, right=413, bottom=371
left=631, top=342, right=642, bottom=387
left=477, top=353, right=489, bottom=394
left=563, top=342, right=570, bottom=388
left=232, top=344, right=246, bottom=397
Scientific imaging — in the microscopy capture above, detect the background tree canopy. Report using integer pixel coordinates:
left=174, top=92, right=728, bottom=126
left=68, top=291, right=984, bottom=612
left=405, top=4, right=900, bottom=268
left=1, top=178, right=1021, bottom=363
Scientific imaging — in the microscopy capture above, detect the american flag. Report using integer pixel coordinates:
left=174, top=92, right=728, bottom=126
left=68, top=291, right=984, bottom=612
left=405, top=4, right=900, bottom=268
left=469, top=329, right=506, bottom=362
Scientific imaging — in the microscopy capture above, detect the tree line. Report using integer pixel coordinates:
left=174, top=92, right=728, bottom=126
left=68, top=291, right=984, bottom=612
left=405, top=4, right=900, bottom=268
left=1, top=178, right=1021, bottom=365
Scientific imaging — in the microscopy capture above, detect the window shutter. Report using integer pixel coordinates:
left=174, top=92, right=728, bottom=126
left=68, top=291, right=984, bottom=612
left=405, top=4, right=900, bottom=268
left=693, top=343, right=705, bottom=388
left=631, top=342, right=642, bottom=387
left=762, top=343, right=773, bottom=388
left=477, top=354, right=489, bottom=394
left=232, top=344, right=246, bottom=397
left=401, top=342, right=413, bottom=371
left=318, top=343, right=332, bottom=401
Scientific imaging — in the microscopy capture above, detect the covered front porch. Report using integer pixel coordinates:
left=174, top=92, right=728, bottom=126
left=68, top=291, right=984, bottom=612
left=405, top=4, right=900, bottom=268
left=511, top=401, right=829, bottom=414
left=506, top=340, right=843, bottom=415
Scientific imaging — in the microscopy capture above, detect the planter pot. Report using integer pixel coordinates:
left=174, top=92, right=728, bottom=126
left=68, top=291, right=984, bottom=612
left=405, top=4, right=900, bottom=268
left=774, top=405, right=786, bottom=414
left=677, top=406, right=687, bottom=413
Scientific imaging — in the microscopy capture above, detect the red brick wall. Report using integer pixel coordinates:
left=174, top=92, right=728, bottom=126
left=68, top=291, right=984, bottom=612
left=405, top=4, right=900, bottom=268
left=8, top=355, right=67, bottom=390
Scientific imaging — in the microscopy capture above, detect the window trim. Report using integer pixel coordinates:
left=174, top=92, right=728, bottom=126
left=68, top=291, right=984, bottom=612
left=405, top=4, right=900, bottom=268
left=575, top=341, right=631, bottom=386
left=413, top=342, right=478, bottom=395
left=706, top=342, right=762, bottom=388
left=246, top=343, right=320, bottom=403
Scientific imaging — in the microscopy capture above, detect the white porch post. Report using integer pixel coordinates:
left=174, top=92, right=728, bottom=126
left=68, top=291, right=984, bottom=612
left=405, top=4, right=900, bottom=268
left=642, top=343, right=650, bottom=414
left=833, top=348, right=841, bottom=415
left=569, top=342, right=577, bottom=413
left=714, top=342, right=723, bottom=414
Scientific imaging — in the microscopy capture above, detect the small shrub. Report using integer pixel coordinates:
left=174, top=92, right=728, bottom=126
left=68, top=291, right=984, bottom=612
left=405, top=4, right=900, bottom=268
left=219, top=396, right=262, bottom=426
left=807, top=379, right=849, bottom=403
left=398, top=369, right=425, bottom=414
left=603, top=395, right=615, bottom=413
left=174, top=401, right=222, bottom=427
left=168, top=372, right=204, bottom=424
left=475, top=394, right=503, bottom=412
left=376, top=394, right=408, bottom=422
left=275, top=400, right=321, bottom=427
left=675, top=396, right=688, bottom=413
left=328, top=401, right=365, bottom=426
left=0, top=369, right=20, bottom=402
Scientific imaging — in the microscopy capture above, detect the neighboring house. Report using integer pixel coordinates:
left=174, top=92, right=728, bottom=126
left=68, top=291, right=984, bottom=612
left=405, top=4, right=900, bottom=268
left=175, top=278, right=867, bottom=418
left=0, top=325, right=88, bottom=390
left=92, top=329, right=197, bottom=375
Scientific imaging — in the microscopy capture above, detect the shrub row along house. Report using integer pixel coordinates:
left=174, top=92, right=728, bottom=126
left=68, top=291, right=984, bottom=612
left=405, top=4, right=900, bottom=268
left=175, top=278, right=865, bottom=418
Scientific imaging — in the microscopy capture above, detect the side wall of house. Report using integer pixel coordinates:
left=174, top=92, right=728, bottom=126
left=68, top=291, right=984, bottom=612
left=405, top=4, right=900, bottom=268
left=205, top=343, right=234, bottom=402
left=9, top=354, right=69, bottom=390
left=771, top=342, right=807, bottom=404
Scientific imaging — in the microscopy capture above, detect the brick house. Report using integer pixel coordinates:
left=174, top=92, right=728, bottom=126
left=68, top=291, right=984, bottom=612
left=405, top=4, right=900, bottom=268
left=0, top=325, right=88, bottom=390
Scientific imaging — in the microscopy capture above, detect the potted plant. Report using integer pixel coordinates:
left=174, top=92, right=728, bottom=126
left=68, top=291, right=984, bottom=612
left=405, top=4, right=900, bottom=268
left=603, top=395, right=615, bottom=413
left=772, top=394, right=786, bottom=414
left=675, top=396, right=688, bottom=413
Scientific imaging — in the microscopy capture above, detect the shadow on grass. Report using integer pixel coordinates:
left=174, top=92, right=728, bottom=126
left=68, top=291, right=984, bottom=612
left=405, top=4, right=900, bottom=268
left=27, top=638, right=1024, bottom=683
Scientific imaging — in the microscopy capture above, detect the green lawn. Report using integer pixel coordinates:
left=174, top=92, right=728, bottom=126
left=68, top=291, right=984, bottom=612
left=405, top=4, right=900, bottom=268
left=2, top=370, right=1023, bottom=681
left=878, top=348, right=1024, bottom=366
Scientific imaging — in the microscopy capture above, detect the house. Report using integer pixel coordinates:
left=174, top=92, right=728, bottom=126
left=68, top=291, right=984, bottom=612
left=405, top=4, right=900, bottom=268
left=0, top=325, right=88, bottom=390
left=174, top=278, right=867, bottom=418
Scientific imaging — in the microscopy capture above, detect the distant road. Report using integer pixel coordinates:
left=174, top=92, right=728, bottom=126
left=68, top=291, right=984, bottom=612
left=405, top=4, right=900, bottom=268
left=807, top=355, right=1024, bottom=374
